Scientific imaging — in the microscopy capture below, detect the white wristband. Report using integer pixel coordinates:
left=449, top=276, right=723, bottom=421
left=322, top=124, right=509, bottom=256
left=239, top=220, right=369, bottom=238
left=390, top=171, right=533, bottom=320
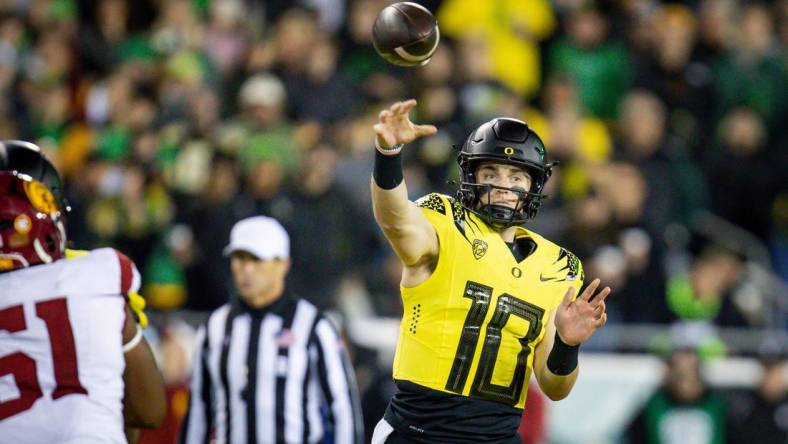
left=122, top=325, right=143, bottom=353
left=374, top=138, right=403, bottom=155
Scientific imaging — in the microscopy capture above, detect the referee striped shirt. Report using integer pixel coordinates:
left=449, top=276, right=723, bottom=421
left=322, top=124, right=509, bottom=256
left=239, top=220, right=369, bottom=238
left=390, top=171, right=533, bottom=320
left=180, top=295, right=363, bottom=444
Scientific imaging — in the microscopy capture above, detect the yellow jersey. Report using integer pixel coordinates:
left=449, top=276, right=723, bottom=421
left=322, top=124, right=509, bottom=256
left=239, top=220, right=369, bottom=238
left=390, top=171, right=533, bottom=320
left=392, top=193, right=583, bottom=409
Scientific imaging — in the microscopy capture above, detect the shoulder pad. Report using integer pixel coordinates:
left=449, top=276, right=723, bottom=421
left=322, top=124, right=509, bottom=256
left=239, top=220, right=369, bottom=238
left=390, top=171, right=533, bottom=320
left=58, top=248, right=141, bottom=297
left=416, top=192, right=464, bottom=218
left=415, top=193, right=449, bottom=215
left=542, top=247, right=583, bottom=283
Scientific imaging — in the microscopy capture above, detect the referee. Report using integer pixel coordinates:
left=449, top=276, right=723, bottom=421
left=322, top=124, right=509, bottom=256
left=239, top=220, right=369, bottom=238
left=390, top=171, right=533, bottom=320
left=180, top=216, right=364, bottom=444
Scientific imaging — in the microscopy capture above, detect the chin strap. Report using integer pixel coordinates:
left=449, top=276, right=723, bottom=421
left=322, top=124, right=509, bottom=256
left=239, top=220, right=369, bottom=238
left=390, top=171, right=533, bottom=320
left=476, top=185, right=531, bottom=229
left=461, top=182, right=535, bottom=228
left=479, top=204, right=516, bottom=221
left=33, top=238, right=53, bottom=263
left=477, top=204, right=519, bottom=229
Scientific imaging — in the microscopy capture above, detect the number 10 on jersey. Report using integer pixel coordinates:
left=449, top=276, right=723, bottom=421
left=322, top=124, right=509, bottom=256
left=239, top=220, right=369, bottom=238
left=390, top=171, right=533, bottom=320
left=445, top=281, right=545, bottom=405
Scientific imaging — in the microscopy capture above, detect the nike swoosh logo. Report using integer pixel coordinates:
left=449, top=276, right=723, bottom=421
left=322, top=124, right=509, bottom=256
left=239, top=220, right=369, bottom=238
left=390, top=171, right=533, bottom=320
left=539, top=274, right=559, bottom=282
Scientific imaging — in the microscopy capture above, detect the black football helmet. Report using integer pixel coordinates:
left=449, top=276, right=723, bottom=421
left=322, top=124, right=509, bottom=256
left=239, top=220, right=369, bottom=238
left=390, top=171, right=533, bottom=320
left=0, top=140, right=69, bottom=215
left=456, top=118, right=555, bottom=229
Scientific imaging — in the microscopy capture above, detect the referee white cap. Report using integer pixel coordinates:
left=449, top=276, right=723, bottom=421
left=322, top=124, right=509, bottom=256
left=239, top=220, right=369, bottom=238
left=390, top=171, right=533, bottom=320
left=223, top=216, right=290, bottom=260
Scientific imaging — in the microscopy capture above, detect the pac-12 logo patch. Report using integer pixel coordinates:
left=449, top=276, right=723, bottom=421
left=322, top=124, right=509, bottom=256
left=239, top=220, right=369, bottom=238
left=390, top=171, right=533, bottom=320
left=472, top=239, right=488, bottom=260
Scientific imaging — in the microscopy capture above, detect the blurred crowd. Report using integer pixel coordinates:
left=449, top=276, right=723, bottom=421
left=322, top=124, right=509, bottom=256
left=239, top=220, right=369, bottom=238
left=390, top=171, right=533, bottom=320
left=1, top=0, right=786, bottom=440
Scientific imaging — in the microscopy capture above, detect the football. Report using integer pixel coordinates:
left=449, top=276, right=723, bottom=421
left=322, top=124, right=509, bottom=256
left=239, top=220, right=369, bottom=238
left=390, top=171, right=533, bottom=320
left=372, top=2, right=440, bottom=67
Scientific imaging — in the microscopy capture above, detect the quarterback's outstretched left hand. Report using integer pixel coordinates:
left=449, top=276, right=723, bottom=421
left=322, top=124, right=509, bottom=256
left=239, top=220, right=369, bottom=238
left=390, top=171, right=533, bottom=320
left=554, top=278, right=611, bottom=346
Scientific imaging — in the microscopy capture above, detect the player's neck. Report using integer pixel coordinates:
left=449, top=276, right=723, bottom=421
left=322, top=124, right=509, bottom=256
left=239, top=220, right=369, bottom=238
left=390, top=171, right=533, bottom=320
left=242, top=287, right=285, bottom=309
left=497, top=226, right=517, bottom=243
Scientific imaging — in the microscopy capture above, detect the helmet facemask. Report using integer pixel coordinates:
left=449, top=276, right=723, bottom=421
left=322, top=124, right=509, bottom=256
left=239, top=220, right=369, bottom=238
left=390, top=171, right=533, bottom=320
left=457, top=161, right=551, bottom=230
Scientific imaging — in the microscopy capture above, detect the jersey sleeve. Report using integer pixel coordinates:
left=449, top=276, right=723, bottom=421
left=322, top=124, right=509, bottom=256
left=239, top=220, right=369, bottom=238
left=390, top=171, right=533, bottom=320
left=114, top=250, right=141, bottom=295
left=64, top=248, right=140, bottom=295
left=113, top=250, right=148, bottom=328
left=414, top=193, right=457, bottom=241
left=543, top=247, right=584, bottom=309
left=60, top=248, right=148, bottom=327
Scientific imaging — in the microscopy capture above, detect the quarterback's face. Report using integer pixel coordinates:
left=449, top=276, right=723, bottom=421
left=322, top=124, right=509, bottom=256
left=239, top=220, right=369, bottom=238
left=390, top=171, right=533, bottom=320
left=475, top=162, right=532, bottom=209
left=230, top=251, right=290, bottom=307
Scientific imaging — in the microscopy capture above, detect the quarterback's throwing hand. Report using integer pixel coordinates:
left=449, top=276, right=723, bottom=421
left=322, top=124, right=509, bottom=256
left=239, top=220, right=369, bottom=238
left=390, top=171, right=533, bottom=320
left=554, top=279, right=612, bottom=346
left=373, top=99, right=437, bottom=150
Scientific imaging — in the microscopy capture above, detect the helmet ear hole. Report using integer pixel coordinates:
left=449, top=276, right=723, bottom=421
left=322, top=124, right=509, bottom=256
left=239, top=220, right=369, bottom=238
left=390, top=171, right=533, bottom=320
left=45, top=231, right=58, bottom=253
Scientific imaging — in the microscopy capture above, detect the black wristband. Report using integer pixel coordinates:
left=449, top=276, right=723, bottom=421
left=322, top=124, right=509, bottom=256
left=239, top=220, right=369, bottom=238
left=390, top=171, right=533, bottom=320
left=546, top=332, right=580, bottom=376
left=373, top=148, right=403, bottom=190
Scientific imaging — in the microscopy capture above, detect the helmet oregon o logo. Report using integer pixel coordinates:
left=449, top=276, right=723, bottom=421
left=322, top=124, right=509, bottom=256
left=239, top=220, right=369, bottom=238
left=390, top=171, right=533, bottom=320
left=503, top=146, right=515, bottom=156
left=511, top=267, right=522, bottom=278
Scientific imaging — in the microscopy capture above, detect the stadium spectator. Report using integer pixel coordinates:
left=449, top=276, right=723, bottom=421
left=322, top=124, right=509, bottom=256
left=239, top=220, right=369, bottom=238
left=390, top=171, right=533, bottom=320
left=666, top=245, right=749, bottom=327
left=704, top=107, right=780, bottom=243
left=438, top=0, right=556, bottom=97
left=726, top=347, right=788, bottom=443
left=548, top=5, right=632, bottom=120
left=182, top=152, right=246, bottom=311
left=626, top=348, right=727, bottom=444
left=712, top=3, right=787, bottom=131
